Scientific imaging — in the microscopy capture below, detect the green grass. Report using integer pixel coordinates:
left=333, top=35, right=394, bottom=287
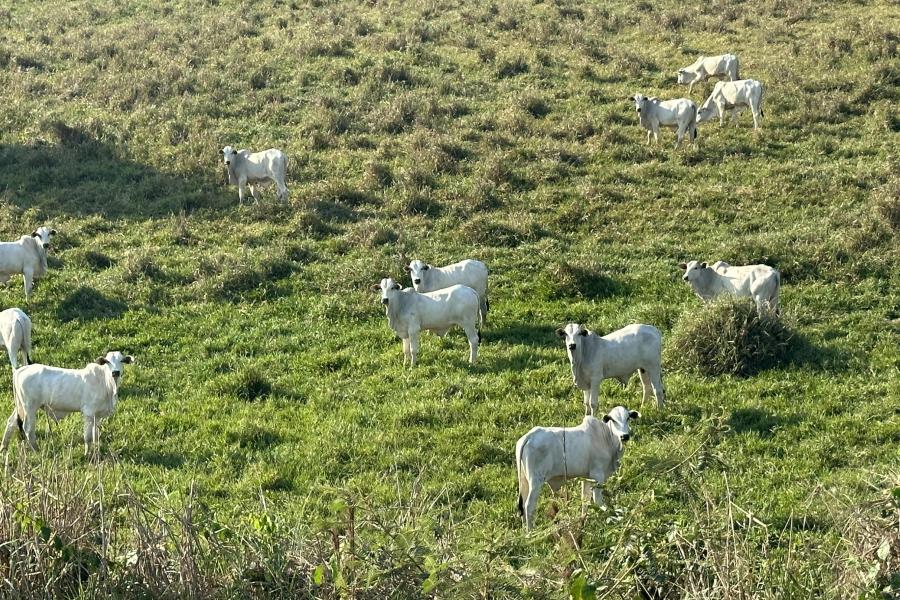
left=0, top=0, right=898, bottom=596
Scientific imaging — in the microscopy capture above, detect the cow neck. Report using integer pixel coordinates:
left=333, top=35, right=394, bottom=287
left=601, top=419, right=624, bottom=469
left=226, top=152, right=245, bottom=184
left=385, top=290, right=409, bottom=331
left=571, top=334, right=599, bottom=390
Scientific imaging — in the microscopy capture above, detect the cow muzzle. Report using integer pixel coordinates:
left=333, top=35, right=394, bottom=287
left=43, top=243, right=50, bottom=249
left=620, top=434, right=630, bottom=442
left=381, top=298, right=389, bottom=306
left=568, top=343, right=576, bottom=351
left=413, top=278, right=421, bottom=284
left=224, top=161, right=231, bottom=165
left=682, top=275, right=689, bottom=282
left=111, top=370, right=121, bottom=378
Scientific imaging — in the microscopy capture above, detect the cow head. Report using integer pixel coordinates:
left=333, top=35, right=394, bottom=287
left=696, top=101, right=718, bottom=124
left=31, top=226, right=56, bottom=250
left=220, top=145, right=239, bottom=166
left=676, top=68, right=700, bottom=85
left=630, top=94, right=648, bottom=114
left=370, top=277, right=402, bottom=306
left=96, top=351, right=135, bottom=384
left=602, top=406, right=640, bottom=443
left=406, top=260, right=430, bottom=289
left=679, top=260, right=708, bottom=283
left=555, top=323, right=589, bottom=358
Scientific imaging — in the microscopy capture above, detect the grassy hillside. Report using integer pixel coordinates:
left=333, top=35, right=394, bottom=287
left=0, top=0, right=898, bottom=596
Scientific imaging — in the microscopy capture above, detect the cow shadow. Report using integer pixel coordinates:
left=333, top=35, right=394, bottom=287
left=0, top=124, right=231, bottom=220
left=56, top=286, right=128, bottom=322
left=482, top=322, right=559, bottom=348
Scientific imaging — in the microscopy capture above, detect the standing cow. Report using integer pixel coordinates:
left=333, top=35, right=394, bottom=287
left=406, top=259, right=489, bottom=324
left=220, top=146, right=289, bottom=204
left=677, top=54, right=740, bottom=94
left=630, top=94, right=698, bottom=149
left=0, top=226, right=56, bottom=301
left=556, top=322, right=665, bottom=415
left=0, top=308, right=32, bottom=370
left=696, top=80, right=765, bottom=129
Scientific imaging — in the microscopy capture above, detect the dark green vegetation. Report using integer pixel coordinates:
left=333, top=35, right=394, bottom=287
left=1, top=0, right=898, bottom=596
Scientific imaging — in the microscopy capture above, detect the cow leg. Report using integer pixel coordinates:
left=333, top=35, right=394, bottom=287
left=1, top=410, right=20, bottom=451
left=238, top=176, right=248, bottom=204
left=588, top=379, right=600, bottom=416
left=688, top=81, right=694, bottom=95
left=638, top=368, right=652, bottom=407
left=674, top=124, right=685, bottom=149
left=463, top=324, right=479, bottom=366
left=83, top=416, right=99, bottom=457
left=580, top=481, right=595, bottom=516
left=586, top=474, right=606, bottom=507
left=23, top=269, right=34, bottom=301
left=652, top=125, right=660, bottom=145
left=6, top=344, right=17, bottom=370
left=22, top=411, right=37, bottom=451
left=402, top=337, right=411, bottom=366
left=645, top=130, right=652, bottom=145
left=752, top=107, right=760, bottom=129
left=648, top=367, right=665, bottom=409
left=479, top=297, right=488, bottom=325
left=524, top=483, right=542, bottom=532
left=277, top=178, right=289, bottom=202
left=408, top=329, right=420, bottom=367
left=248, top=184, right=258, bottom=202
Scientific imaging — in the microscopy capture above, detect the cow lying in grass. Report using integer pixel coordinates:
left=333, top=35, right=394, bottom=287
left=2, top=351, right=135, bottom=455
left=372, top=277, right=480, bottom=367
left=516, top=406, right=639, bottom=531
left=556, top=323, right=665, bottom=415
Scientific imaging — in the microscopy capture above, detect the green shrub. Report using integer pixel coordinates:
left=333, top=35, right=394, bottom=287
left=667, top=298, right=795, bottom=377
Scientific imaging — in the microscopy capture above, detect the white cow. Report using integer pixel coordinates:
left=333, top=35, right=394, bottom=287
left=371, top=277, right=480, bottom=367
left=407, top=259, right=489, bottom=324
left=677, top=54, right=740, bottom=94
left=515, top=406, right=639, bottom=531
left=679, top=260, right=781, bottom=313
left=696, top=79, right=764, bottom=129
left=556, top=323, right=664, bottom=415
left=2, top=351, right=135, bottom=454
left=0, top=308, right=32, bottom=370
left=220, top=145, right=289, bottom=204
left=0, top=226, right=56, bottom=301
left=630, top=94, right=698, bottom=148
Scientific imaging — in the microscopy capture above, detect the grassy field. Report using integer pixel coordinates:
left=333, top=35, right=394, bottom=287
left=0, top=0, right=898, bottom=596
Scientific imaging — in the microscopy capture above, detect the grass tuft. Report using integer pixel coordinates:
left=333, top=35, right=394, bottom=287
left=213, top=367, right=273, bottom=402
left=667, top=298, right=795, bottom=377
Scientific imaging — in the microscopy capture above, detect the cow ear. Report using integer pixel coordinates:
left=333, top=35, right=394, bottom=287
left=49, top=229, right=57, bottom=236
left=629, top=410, right=641, bottom=420
left=578, top=329, right=588, bottom=336
left=370, top=284, right=381, bottom=292
left=124, top=355, right=135, bottom=364
left=393, top=283, right=401, bottom=290
left=602, top=414, right=612, bottom=423
left=31, top=230, right=39, bottom=237
left=555, top=328, right=566, bottom=338
left=96, top=357, right=108, bottom=365
left=405, top=265, right=412, bottom=272
left=219, top=149, right=223, bottom=154
left=678, top=262, right=687, bottom=270
left=700, top=262, right=708, bottom=269
left=423, top=264, right=430, bottom=270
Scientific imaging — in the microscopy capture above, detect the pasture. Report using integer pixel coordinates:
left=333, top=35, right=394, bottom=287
left=0, top=0, right=898, bottom=596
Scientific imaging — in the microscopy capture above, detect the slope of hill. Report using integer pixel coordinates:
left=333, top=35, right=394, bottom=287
left=0, top=0, right=897, bottom=596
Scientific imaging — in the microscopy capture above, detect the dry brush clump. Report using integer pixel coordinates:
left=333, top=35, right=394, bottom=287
left=666, top=297, right=795, bottom=377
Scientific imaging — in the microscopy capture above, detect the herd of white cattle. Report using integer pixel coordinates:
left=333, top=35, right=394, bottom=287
left=0, top=52, right=779, bottom=529
left=632, top=53, right=765, bottom=149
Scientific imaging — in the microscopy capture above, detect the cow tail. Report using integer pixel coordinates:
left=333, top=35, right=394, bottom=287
left=12, top=369, right=24, bottom=430
left=17, top=318, right=31, bottom=365
left=516, top=439, right=529, bottom=517
left=734, top=55, right=740, bottom=80
left=692, top=104, right=699, bottom=141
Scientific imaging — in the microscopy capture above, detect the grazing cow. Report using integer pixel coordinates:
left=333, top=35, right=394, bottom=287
left=0, top=308, right=32, bottom=370
left=696, top=79, right=764, bottom=129
left=220, top=146, right=289, bottom=204
left=0, top=226, right=56, bottom=301
left=515, top=406, right=639, bottom=531
left=630, top=94, right=698, bottom=148
left=406, top=259, right=489, bottom=324
left=371, top=277, right=480, bottom=367
left=2, top=351, right=135, bottom=454
left=556, top=323, right=664, bottom=415
left=679, top=260, right=781, bottom=313
left=677, top=54, right=740, bottom=94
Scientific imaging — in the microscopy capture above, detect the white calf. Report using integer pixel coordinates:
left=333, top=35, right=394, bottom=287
left=0, top=308, right=32, bottom=370
left=2, top=351, right=135, bottom=454
left=516, top=406, right=639, bottom=531
left=372, top=277, right=480, bottom=367
left=556, top=323, right=664, bottom=415
left=677, top=54, right=740, bottom=94
left=631, top=94, right=698, bottom=148
left=679, top=260, right=781, bottom=313
left=696, top=79, right=764, bottom=129
left=220, top=145, right=289, bottom=204
left=407, top=259, right=489, bottom=324
left=0, top=226, right=56, bottom=301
